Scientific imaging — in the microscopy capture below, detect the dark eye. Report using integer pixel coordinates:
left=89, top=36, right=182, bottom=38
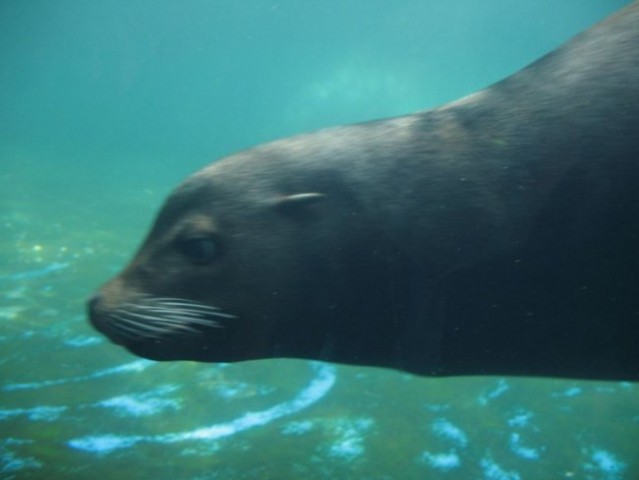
left=176, top=236, right=219, bottom=265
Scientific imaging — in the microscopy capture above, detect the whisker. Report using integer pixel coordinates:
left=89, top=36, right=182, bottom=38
left=108, top=316, right=159, bottom=341
left=150, top=315, right=222, bottom=328
left=144, top=306, right=237, bottom=320
left=132, top=304, right=223, bottom=322
left=111, top=313, right=167, bottom=336
left=114, top=309, right=165, bottom=323
left=107, top=322, right=140, bottom=340
left=152, top=298, right=225, bottom=312
left=142, top=315, right=206, bottom=332
left=136, top=305, right=207, bottom=318
left=135, top=300, right=238, bottom=320
left=104, top=295, right=236, bottom=342
left=120, top=310, right=218, bottom=335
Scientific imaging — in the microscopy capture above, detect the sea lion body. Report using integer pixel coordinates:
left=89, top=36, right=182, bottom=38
left=89, top=3, right=639, bottom=380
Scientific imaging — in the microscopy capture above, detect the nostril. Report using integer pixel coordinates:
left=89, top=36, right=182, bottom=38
left=87, top=292, right=102, bottom=312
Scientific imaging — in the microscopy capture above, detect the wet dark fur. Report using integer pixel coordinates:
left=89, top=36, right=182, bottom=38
left=89, top=3, right=639, bottom=380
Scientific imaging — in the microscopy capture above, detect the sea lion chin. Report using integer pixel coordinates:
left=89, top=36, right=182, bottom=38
left=88, top=3, right=639, bottom=381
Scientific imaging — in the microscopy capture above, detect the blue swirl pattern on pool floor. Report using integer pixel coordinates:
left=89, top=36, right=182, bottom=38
left=68, top=362, right=336, bottom=454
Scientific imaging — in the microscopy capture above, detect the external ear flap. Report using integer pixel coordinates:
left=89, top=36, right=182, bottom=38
left=275, top=193, right=326, bottom=213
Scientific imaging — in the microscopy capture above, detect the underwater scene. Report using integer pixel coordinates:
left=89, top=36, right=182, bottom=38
left=1, top=1, right=637, bottom=478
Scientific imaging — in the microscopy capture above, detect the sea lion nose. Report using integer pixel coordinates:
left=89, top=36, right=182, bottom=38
left=87, top=292, right=102, bottom=314
left=86, top=291, right=109, bottom=334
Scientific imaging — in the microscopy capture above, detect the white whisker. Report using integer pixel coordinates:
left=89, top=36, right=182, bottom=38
left=105, top=295, right=236, bottom=343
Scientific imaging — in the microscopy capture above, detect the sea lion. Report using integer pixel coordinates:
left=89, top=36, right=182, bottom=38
left=88, top=2, right=639, bottom=381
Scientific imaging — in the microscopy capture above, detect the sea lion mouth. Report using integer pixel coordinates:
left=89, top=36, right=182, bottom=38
left=90, top=294, right=237, bottom=348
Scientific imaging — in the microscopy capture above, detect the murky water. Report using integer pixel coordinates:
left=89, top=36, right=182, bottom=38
left=1, top=1, right=636, bottom=478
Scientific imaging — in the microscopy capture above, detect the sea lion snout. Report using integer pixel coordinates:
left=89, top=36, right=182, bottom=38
left=87, top=283, right=136, bottom=346
left=86, top=289, right=122, bottom=345
left=87, top=292, right=101, bottom=315
left=86, top=291, right=104, bottom=336
left=87, top=279, right=242, bottom=361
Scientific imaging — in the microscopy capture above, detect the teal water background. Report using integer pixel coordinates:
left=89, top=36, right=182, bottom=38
left=1, top=1, right=637, bottom=478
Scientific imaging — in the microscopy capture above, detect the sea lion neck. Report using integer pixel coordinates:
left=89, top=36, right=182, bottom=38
left=369, top=3, right=639, bottom=275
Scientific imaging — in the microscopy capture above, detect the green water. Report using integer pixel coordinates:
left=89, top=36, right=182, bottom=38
left=1, top=1, right=637, bottom=479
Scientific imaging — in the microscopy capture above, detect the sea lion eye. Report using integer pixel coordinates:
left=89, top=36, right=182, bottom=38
left=176, top=236, right=218, bottom=265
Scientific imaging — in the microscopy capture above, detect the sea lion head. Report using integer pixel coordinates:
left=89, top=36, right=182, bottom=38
left=88, top=135, right=398, bottom=364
